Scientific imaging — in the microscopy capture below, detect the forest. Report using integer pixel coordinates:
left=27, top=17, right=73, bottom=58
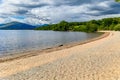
left=35, top=17, right=120, bottom=32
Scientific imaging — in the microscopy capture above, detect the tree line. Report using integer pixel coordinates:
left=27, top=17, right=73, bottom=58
left=35, top=17, right=120, bottom=32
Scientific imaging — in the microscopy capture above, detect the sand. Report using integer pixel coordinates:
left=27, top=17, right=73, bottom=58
left=1, top=31, right=120, bottom=80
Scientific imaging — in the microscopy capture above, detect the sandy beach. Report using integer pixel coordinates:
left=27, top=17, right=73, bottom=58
left=1, top=31, right=120, bottom=80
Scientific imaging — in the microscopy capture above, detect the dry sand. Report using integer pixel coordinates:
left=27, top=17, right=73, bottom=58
left=1, top=31, right=120, bottom=80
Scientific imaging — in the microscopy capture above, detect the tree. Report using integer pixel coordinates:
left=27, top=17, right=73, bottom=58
left=73, top=25, right=87, bottom=32
left=86, top=23, right=98, bottom=32
left=53, top=21, right=69, bottom=31
left=114, top=24, right=120, bottom=31
left=35, top=17, right=120, bottom=32
left=115, top=0, right=120, bottom=2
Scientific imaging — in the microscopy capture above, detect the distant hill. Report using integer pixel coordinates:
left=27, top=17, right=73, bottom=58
left=35, top=24, right=49, bottom=27
left=0, top=22, right=37, bottom=30
left=0, top=24, right=5, bottom=26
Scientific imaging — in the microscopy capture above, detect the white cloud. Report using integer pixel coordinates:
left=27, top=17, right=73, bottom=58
left=0, top=0, right=120, bottom=25
left=24, top=18, right=49, bottom=25
left=0, top=18, right=4, bottom=23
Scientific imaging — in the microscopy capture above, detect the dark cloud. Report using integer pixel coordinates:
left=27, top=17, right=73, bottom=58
left=12, top=3, right=49, bottom=8
left=88, top=1, right=120, bottom=16
left=14, top=10, right=28, bottom=14
left=0, top=0, right=120, bottom=25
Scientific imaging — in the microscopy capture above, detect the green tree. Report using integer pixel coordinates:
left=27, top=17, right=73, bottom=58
left=35, top=17, right=120, bottom=32
left=86, top=23, right=98, bottom=32
left=114, top=24, right=120, bottom=31
left=53, top=21, right=69, bottom=31
left=115, top=0, right=120, bottom=2
left=73, top=25, right=87, bottom=32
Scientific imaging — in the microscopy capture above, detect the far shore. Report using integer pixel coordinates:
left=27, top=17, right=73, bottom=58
left=0, top=31, right=109, bottom=63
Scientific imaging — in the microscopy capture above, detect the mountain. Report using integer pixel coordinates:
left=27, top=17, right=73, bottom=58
left=35, top=24, right=49, bottom=27
left=0, top=22, right=37, bottom=30
left=0, top=24, right=5, bottom=26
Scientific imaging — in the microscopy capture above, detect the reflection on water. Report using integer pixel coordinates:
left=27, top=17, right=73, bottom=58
left=0, top=30, right=101, bottom=56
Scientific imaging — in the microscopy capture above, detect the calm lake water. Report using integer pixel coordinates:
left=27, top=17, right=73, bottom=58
left=0, top=30, right=101, bottom=56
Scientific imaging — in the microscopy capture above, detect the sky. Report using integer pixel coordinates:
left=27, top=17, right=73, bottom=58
left=0, top=0, right=120, bottom=25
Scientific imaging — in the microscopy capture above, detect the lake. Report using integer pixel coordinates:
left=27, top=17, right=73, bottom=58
left=0, top=30, right=101, bottom=57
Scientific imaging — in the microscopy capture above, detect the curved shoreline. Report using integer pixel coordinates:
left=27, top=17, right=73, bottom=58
left=0, top=31, right=112, bottom=78
left=0, top=32, right=110, bottom=63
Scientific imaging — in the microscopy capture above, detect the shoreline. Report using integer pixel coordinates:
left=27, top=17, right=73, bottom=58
left=0, top=32, right=110, bottom=63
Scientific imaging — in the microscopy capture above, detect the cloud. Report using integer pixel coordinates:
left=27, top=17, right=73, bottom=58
left=0, top=0, right=120, bottom=25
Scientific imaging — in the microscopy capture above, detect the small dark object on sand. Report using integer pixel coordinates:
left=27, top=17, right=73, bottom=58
left=59, top=44, right=63, bottom=47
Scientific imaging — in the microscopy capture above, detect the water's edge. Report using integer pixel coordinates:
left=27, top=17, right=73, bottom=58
left=0, top=32, right=110, bottom=63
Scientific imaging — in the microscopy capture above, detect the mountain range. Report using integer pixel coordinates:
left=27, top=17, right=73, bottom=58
left=0, top=22, right=37, bottom=30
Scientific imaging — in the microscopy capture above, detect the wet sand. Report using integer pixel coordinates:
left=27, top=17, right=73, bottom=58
left=2, top=31, right=120, bottom=80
